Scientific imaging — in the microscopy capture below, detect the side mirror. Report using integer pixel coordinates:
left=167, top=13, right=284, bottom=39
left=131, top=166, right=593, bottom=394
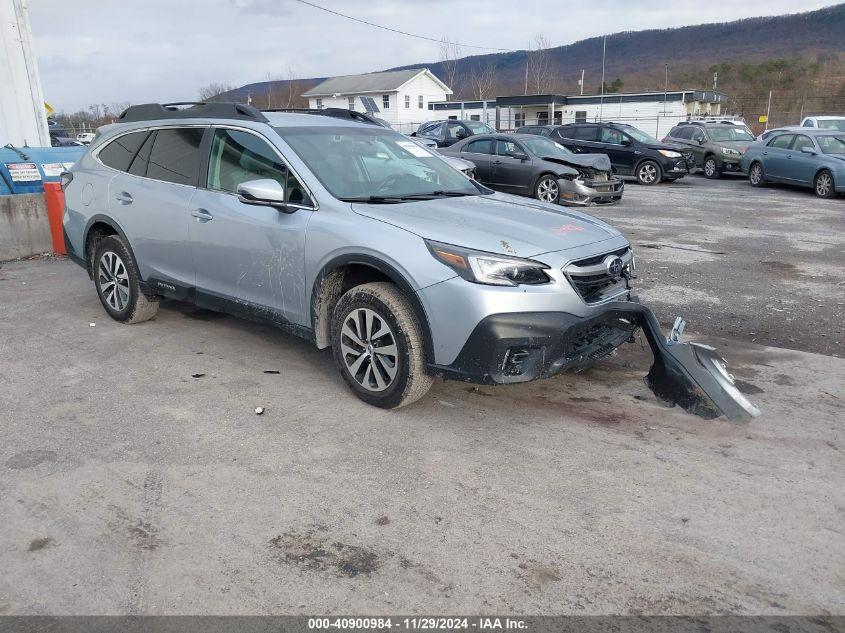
left=620, top=138, right=632, bottom=146
left=800, top=146, right=816, bottom=155
left=512, top=152, right=529, bottom=161
left=697, top=137, right=705, bottom=145
left=237, top=179, right=289, bottom=210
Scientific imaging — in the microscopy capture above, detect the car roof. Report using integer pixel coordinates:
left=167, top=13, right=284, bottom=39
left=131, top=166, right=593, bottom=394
left=807, top=116, right=845, bottom=120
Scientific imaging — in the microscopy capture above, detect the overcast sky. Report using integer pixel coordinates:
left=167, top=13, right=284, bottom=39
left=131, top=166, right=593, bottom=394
left=28, top=0, right=836, bottom=112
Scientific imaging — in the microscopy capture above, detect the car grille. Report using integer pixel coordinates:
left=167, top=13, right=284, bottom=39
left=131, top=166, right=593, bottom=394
left=564, top=247, right=634, bottom=304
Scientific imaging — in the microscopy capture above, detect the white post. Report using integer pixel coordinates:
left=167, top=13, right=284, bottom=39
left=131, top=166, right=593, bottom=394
left=580, top=69, right=584, bottom=96
left=765, top=90, right=772, bottom=131
left=599, top=36, right=606, bottom=121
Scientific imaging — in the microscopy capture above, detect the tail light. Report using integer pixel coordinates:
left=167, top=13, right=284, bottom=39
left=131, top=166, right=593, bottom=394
left=60, top=171, right=73, bottom=191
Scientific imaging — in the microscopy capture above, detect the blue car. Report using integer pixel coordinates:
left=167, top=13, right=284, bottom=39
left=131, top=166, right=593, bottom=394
left=741, top=129, right=845, bottom=198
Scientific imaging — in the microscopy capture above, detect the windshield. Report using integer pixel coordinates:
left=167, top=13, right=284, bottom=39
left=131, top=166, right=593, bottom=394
left=464, top=121, right=494, bottom=134
left=818, top=135, right=845, bottom=154
left=521, top=136, right=573, bottom=158
left=276, top=126, right=481, bottom=201
left=708, top=126, right=756, bottom=142
left=619, top=126, right=659, bottom=145
left=818, top=119, right=845, bottom=131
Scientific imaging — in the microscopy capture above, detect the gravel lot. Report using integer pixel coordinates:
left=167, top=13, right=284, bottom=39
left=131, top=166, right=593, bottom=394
left=1, top=177, right=843, bottom=615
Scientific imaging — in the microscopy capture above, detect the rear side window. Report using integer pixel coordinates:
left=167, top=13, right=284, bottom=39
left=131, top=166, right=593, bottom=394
left=769, top=134, right=794, bottom=149
left=98, top=131, right=150, bottom=172
left=127, top=131, right=156, bottom=177
left=146, top=128, right=205, bottom=186
left=570, top=126, right=600, bottom=141
left=463, top=139, right=493, bottom=154
left=671, top=126, right=691, bottom=139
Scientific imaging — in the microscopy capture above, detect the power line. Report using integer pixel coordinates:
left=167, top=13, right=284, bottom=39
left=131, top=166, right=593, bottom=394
left=291, top=0, right=510, bottom=51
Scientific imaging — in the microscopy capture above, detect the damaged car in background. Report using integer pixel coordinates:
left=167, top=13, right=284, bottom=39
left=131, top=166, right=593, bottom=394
left=441, top=133, right=623, bottom=206
left=61, top=102, right=758, bottom=421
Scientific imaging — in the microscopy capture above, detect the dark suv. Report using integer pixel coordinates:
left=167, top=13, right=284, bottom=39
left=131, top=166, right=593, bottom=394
left=664, top=121, right=756, bottom=179
left=519, top=123, right=693, bottom=185
left=413, top=119, right=495, bottom=147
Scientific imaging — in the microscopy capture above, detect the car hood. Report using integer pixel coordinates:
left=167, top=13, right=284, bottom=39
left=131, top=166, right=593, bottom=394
left=540, top=153, right=611, bottom=172
left=352, top=192, right=622, bottom=258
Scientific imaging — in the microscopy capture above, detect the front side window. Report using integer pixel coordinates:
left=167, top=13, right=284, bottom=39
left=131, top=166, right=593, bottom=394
left=769, top=134, right=794, bottom=149
left=418, top=95, right=424, bottom=109
left=818, top=119, right=845, bottom=131
left=275, top=126, right=482, bottom=200
left=464, top=121, right=494, bottom=134
left=382, top=94, right=390, bottom=109
left=616, top=125, right=658, bottom=144
left=98, top=131, right=150, bottom=172
left=207, top=128, right=311, bottom=206
left=445, top=122, right=468, bottom=141
left=601, top=127, right=626, bottom=144
left=818, top=135, right=845, bottom=154
left=495, top=139, right=522, bottom=157
left=146, top=127, right=204, bottom=186
left=792, top=135, right=815, bottom=152
left=404, top=95, right=410, bottom=109
left=463, top=139, right=493, bottom=154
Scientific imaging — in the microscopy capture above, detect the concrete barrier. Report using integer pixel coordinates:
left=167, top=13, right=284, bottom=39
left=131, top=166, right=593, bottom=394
left=0, top=193, right=52, bottom=261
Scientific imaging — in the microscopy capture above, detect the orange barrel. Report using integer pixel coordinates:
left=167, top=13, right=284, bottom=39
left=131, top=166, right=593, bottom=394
left=43, top=182, right=66, bottom=255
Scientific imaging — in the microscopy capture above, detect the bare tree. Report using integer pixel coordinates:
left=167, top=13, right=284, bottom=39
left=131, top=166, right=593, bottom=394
left=525, top=34, right=554, bottom=94
left=439, top=37, right=462, bottom=95
left=469, top=62, right=497, bottom=100
left=198, top=83, right=235, bottom=102
left=285, top=64, right=301, bottom=108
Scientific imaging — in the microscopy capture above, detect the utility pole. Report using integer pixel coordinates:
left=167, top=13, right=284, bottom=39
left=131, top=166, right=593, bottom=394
left=713, top=72, right=718, bottom=90
left=663, top=63, right=669, bottom=115
left=579, top=69, right=584, bottom=95
left=599, top=35, right=606, bottom=120
left=764, top=89, right=772, bottom=131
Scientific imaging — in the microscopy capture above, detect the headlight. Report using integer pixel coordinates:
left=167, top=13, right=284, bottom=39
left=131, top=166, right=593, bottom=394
left=658, top=150, right=682, bottom=158
left=721, top=147, right=741, bottom=156
left=425, top=240, right=551, bottom=286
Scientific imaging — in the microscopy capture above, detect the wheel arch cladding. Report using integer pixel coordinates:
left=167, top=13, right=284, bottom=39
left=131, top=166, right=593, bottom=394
left=83, top=215, right=131, bottom=277
left=311, top=255, right=434, bottom=360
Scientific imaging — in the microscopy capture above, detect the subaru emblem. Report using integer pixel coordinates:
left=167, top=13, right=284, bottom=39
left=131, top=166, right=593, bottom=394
left=607, top=257, right=624, bottom=277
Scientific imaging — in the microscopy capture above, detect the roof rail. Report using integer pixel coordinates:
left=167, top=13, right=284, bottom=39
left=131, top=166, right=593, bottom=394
left=117, top=102, right=269, bottom=124
left=263, top=107, right=391, bottom=128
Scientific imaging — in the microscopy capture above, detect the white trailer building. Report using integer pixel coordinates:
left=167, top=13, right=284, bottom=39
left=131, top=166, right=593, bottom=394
left=0, top=0, right=50, bottom=147
left=427, top=90, right=730, bottom=139
left=302, top=68, right=452, bottom=132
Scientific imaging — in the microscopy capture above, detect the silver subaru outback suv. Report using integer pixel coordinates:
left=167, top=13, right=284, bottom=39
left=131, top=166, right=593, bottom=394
left=61, top=102, right=758, bottom=419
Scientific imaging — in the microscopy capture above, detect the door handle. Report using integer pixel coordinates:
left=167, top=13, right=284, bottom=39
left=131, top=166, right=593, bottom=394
left=191, top=208, right=213, bottom=223
left=115, top=192, right=133, bottom=205
left=492, top=160, right=502, bottom=165
left=762, top=151, right=768, bottom=155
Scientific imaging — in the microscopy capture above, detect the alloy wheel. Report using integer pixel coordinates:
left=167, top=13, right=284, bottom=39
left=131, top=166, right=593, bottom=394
left=750, top=164, right=763, bottom=185
left=638, top=163, right=658, bottom=184
left=816, top=173, right=832, bottom=197
left=704, top=159, right=716, bottom=177
left=537, top=178, right=559, bottom=202
left=98, top=251, right=130, bottom=311
left=340, top=307, right=398, bottom=392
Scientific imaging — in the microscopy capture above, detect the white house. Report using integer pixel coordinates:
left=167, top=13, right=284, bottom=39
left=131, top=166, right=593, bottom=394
left=427, top=90, right=732, bottom=139
left=301, top=68, right=452, bottom=132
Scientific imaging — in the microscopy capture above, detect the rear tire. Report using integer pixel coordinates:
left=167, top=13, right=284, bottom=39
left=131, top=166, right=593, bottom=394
left=814, top=170, right=835, bottom=198
left=635, top=160, right=661, bottom=185
left=92, top=235, right=159, bottom=324
left=748, top=162, right=766, bottom=187
left=703, top=155, right=722, bottom=179
left=331, top=282, right=433, bottom=409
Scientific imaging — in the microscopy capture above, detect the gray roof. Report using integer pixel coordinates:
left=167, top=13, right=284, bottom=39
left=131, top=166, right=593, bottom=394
left=302, top=69, right=436, bottom=97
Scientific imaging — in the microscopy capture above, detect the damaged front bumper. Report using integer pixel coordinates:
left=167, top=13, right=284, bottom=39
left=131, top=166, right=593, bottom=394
left=557, top=175, right=624, bottom=206
left=428, top=300, right=760, bottom=422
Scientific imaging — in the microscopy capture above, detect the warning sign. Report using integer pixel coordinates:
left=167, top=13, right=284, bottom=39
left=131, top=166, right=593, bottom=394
left=40, top=163, right=65, bottom=177
left=6, top=162, right=42, bottom=182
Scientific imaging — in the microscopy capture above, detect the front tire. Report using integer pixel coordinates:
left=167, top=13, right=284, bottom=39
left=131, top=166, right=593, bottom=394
left=814, top=170, right=835, bottom=198
left=331, top=282, right=433, bottom=409
left=703, top=155, right=722, bottom=179
left=748, top=162, right=766, bottom=187
left=93, top=235, right=159, bottom=324
left=534, top=174, right=560, bottom=203
left=635, top=160, right=661, bottom=185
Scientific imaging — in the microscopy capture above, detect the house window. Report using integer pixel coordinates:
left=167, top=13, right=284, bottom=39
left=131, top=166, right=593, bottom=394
left=404, top=95, right=410, bottom=109
left=575, top=110, right=587, bottom=123
left=418, top=95, right=424, bottom=109
left=514, top=112, right=525, bottom=128
left=348, top=96, right=355, bottom=110
left=470, top=115, right=480, bottom=121
left=316, top=98, right=323, bottom=109
left=382, top=94, right=390, bottom=109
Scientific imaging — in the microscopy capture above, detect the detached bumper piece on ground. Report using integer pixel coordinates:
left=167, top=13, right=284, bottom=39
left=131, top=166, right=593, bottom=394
left=431, top=300, right=760, bottom=422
